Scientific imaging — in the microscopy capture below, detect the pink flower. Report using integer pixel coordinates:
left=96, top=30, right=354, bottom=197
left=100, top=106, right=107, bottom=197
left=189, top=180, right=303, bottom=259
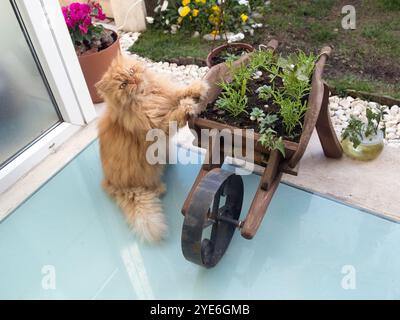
left=84, top=16, right=92, bottom=25
left=79, top=24, right=88, bottom=34
left=81, top=4, right=91, bottom=15
left=66, top=17, right=74, bottom=28
left=96, top=11, right=106, bottom=20
left=63, top=1, right=106, bottom=45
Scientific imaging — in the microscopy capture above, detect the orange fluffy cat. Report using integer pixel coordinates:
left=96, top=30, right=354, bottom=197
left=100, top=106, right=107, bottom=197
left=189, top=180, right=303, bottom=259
left=96, top=55, right=208, bottom=242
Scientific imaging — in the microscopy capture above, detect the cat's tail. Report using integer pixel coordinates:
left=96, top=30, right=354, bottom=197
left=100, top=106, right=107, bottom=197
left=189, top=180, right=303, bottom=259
left=107, top=185, right=167, bottom=242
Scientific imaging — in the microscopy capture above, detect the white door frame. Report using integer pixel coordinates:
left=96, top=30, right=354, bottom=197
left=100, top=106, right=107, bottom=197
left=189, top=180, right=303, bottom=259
left=0, top=0, right=98, bottom=194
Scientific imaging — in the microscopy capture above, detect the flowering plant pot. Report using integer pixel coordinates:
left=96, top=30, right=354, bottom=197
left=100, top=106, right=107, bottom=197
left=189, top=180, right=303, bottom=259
left=206, top=42, right=254, bottom=68
left=77, top=30, right=119, bottom=103
left=62, top=1, right=120, bottom=103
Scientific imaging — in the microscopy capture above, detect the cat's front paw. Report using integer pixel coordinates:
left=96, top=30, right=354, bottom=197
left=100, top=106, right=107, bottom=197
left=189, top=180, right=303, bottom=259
left=188, top=80, right=210, bottom=102
left=179, top=97, right=200, bottom=117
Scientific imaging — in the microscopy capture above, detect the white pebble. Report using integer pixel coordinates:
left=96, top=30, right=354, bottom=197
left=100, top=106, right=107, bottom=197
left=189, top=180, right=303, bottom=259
left=390, top=105, right=399, bottom=115
left=368, top=102, right=379, bottom=109
left=340, top=100, right=351, bottom=109
left=335, top=109, right=345, bottom=117
left=330, top=102, right=339, bottom=110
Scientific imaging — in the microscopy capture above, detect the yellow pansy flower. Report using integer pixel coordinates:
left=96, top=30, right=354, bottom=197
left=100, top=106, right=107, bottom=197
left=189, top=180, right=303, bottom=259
left=208, top=14, right=220, bottom=25
left=179, top=6, right=191, bottom=17
left=195, top=0, right=206, bottom=4
left=210, top=30, right=219, bottom=36
left=240, top=13, right=249, bottom=22
left=182, top=0, right=191, bottom=6
left=192, top=9, right=199, bottom=17
left=211, top=5, right=221, bottom=13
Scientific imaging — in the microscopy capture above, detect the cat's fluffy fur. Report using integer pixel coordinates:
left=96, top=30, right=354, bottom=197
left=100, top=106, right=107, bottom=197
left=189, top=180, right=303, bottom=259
left=96, top=55, right=208, bottom=242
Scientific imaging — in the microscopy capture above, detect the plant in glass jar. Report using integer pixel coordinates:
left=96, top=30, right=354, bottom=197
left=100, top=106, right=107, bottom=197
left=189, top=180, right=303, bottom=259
left=341, top=106, right=387, bottom=161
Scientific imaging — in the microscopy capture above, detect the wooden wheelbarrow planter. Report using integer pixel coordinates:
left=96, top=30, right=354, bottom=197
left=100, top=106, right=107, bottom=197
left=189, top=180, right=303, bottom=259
left=181, top=40, right=343, bottom=268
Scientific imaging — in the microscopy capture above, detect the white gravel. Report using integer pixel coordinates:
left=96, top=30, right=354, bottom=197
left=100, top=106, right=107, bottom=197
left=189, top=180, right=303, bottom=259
left=329, top=96, right=400, bottom=147
left=120, top=31, right=400, bottom=147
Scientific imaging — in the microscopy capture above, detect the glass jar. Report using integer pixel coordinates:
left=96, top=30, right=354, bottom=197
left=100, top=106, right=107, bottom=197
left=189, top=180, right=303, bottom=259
left=341, top=130, right=384, bottom=161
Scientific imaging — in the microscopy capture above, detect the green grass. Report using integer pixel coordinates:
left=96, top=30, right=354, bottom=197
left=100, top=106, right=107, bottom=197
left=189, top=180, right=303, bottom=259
left=128, top=29, right=219, bottom=62
left=379, top=0, right=400, bottom=10
left=309, top=23, right=337, bottom=43
left=131, top=1, right=400, bottom=100
left=270, top=0, right=335, bottom=18
left=329, top=76, right=400, bottom=100
left=361, top=23, right=400, bottom=58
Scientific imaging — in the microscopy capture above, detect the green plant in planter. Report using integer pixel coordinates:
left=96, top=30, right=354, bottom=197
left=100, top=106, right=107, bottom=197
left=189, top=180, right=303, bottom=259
left=249, top=50, right=275, bottom=72
left=216, top=50, right=275, bottom=117
left=342, top=106, right=387, bottom=148
left=259, top=51, right=317, bottom=136
left=216, top=61, right=252, bottom=117
left=214, top=49, right=317, bottom=156
left=224, top=53, right=240, bottom=64
left=273, top=94, right=308, bottom=137
left=250, top=108, right=285, bottom=156
left=216, top=80, right=248, bottom=117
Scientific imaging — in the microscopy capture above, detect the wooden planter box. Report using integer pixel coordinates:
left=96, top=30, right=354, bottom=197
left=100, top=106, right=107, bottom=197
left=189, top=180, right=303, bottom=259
left=180, top=40, right=343, bottom=268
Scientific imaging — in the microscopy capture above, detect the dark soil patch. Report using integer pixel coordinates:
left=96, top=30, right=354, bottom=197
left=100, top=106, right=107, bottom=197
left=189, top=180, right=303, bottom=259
left=167, top=57, right=207, bottom=67
left=77, top=29, right=117, bottom=56
left=210, top=46, right=252, bottom=66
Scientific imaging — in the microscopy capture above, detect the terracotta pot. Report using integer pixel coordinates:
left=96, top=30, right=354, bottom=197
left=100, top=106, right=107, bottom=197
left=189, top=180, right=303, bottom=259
left=206, top=43, right=254, bottom=68
left=78, top=30, right=120, bottom=103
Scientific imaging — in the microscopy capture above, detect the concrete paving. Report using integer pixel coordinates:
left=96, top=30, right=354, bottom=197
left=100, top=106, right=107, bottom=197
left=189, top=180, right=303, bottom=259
left=282, top=131, right=400, bottom=222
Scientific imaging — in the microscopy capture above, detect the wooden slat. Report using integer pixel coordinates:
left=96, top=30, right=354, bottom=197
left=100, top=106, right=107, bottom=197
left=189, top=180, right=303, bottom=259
left=193, top=118, right=299, bottom=154
left=260, top=150, right=282, bottom=190
left=315, top=83, right=343, bottom=158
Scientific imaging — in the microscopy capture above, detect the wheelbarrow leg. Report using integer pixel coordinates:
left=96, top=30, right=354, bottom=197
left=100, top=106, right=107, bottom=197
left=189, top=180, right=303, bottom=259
left=315, top=83, right=343, bottom=158
left=241, top=150, right=283, bottom=239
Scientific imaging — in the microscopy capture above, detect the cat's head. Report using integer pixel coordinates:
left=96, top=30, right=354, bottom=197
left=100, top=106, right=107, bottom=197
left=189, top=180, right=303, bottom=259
left=96, top=55, right=145, bottom=106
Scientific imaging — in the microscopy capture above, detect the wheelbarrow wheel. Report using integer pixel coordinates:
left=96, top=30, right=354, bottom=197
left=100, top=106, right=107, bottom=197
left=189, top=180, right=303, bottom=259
left=181, top=168, right=244, bottom=268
